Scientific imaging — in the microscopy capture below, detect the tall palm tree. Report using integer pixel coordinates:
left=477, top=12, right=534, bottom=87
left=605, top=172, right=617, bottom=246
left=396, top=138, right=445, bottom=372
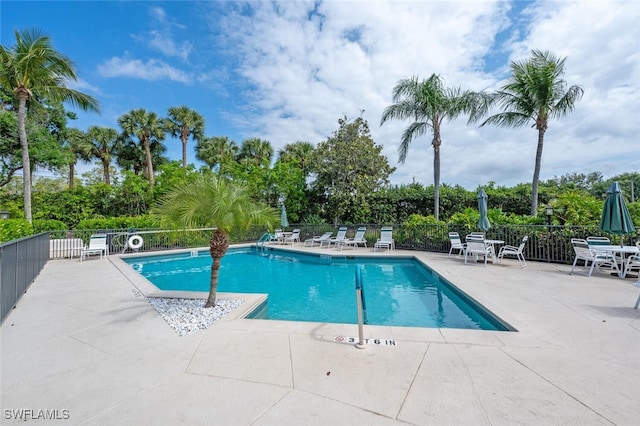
left=85, top=126, right=119, bottom=185
left=163, top=105, right=205, bottom=169
left=381, top=74, right=475, bottom=220
left=0, top=29, right=99, bottom=221
left=154, top=175, right=277, bottom=307
left=63, top=127, right=89, bottom=188
left=473, top=49, right=584, bottom=215
left=195, top=136, right=239, bottom=175
left=118, top=109, right=165, bottom=191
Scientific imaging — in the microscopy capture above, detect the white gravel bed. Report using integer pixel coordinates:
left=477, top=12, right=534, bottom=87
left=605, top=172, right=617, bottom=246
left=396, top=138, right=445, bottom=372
left=147, top=297, right=244, bottom=336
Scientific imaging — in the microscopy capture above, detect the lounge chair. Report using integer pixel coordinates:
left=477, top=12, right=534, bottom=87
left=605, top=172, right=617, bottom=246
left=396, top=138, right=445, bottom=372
left=374, top=227, right=395, bottom=251
left=80, top=234, right=108, bottom=261
left=322, top=226, right=348, bottom=248
left=464, top=235, right=492, bottom=267
left=448, top=232, right=465, bottom=256
left=283, top=229, right=300, bottom=245
left=569, top=238, right=620, bottom=277
left=337, top=227, right=367, bottom=250
left=304, top=232, right=333, bottom=247
left=497, top=236, right=528, bottom=268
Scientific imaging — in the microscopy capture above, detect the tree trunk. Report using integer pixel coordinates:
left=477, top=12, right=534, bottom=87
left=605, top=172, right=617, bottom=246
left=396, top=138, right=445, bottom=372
left=103, top=159, right=111, bottom=185
left=68, top=162, right=75, bottom=189
left=206, top=257, right=222, bottom=308
left=432, top=125, right=441, bottom=221
left=181, top=129, right=189, bottom=169
left=142, top=136, right=154, bottom=191
left=17, top=94, right=32, bottom=223
left=206, top=229, right=229, bottom=308
left=530, top=128, right=546, bottom=216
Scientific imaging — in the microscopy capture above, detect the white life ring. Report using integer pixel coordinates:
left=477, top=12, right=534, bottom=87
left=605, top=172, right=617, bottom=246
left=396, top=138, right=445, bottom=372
left=128, top=235, right=144, bottom=249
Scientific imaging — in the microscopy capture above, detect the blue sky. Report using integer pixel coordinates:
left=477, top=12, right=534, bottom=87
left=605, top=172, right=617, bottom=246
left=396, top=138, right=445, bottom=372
left=2, top=0, right=639, bottom=190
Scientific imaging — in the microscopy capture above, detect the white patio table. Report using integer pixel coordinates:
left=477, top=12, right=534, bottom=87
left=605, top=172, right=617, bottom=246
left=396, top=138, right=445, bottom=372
left=588, top=244, right=640, bottom=278
left=485, top=239, right=505, bottom=263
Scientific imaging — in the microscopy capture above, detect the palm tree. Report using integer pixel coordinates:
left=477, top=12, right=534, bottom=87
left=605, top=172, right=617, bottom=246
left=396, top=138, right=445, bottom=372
left=163, top=106, right=205, bottom=169
left=238, top=137, right=273, bottom=166
left=277, top=141, right=315, bottom=176
left=85, top=126, right=119, bottom=185
left=63, top=128, right=89, bottom=188
left=154, top=175, right=277, bottom=307
left=118, top=109, right=166, bottom=191
left=0, top=29, right=99, bottom=222
left=473, top=49, right=584, bottom=215
left=381, top=74, right=475, bottom=220
left=195, top=136, right=239, bottom=175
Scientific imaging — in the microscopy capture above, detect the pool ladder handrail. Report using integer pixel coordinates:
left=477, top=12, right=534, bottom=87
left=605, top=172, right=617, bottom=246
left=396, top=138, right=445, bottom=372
left=256, top=232, right=271, bottom=249
left=355, top=264, right=367, bottom=349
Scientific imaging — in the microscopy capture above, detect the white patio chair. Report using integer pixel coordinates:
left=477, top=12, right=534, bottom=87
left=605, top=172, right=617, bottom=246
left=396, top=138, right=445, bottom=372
left=569, top=238, right=620, bottom=277
left=80, top=234, right=108, bottom=261
left=464, top=235, right=492, bottom=267
left=623, top=254, right=640, bottom=279
left=448, top=232, right=466, bottom=256
left=269, top=229, right=283, bottom=244
left=337, top=227, right=367, bottom=250
left=497, top=236, right=528, bottom=268
left=374, top=227, right=395, bottom=251
left=283, top=229, right=300, bottom=245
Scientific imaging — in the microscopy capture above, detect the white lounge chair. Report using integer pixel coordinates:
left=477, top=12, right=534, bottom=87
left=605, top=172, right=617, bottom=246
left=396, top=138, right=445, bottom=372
left=322, top=227, right=348, bottom=248
left=283, top=229, right=300, bottom=245
left=497, top=236, right=528, bottom=268
left=337, top=227, right=367, bottom=250
left=80, top=234, right=108, bottom=261
left=304, top=232, right=333, bottom=247
left=374, top=227, right=394, bottom=251
left=569, top=238, right=620, bottom=277
left=464, top=235, right=492, bottom=267
left=448, top=232, right=465, bottom=256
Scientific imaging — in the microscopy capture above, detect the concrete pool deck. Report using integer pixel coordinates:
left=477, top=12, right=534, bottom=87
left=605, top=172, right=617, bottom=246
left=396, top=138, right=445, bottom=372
left=1, top=245, right=639, bottom=425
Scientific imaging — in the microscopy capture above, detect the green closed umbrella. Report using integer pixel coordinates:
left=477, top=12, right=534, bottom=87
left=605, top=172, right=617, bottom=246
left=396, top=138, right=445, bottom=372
left=599, top=181, right=635, bottom=246
left=280, top=204, right=289, bottom=230
left=477, top=189, right=491, bottom=232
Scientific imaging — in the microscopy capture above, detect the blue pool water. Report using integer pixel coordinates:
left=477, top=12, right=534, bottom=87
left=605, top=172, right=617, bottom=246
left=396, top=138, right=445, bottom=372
left=124, top=248, right=510, bottom=331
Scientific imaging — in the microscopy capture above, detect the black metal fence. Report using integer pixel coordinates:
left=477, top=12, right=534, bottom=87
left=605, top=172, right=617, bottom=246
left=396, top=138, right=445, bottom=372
left=276, top=224, right=639, bottom=264
left=46, top=223, right=640, bottom=265
left=1, top=233, right=49, bottom=324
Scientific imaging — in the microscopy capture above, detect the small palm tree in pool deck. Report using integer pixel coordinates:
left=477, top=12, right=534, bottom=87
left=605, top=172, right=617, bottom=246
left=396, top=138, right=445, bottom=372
left=154, top=175, right=278, bottom=307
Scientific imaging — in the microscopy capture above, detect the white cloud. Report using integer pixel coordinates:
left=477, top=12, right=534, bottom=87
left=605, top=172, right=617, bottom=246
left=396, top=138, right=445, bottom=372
left=147, top=30, right=193, bottom=62
left=97, top=57, right=193, bottom=83
left=202, top=0, right=639, bottom=189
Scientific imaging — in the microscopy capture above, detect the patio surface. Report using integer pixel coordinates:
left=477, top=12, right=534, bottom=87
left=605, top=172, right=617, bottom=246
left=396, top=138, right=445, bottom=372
left=2, top=244, right=640, bottom=425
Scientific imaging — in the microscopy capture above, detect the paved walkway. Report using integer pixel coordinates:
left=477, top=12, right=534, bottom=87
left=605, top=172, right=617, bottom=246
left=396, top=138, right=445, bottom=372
left=2, top=245, right=639, bottom=425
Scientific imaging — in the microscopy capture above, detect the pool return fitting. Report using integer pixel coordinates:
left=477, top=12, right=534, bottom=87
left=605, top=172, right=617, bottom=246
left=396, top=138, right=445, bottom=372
left=355, top=264, right=367, bottom=349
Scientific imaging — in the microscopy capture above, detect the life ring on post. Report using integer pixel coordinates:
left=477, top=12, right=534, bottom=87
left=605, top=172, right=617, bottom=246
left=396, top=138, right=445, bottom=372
left=128, top=235, right=144, bottom=250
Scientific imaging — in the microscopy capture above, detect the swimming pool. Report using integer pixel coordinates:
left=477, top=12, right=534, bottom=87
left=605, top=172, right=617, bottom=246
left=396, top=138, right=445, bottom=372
left=124, top=247, right=511, bottom=331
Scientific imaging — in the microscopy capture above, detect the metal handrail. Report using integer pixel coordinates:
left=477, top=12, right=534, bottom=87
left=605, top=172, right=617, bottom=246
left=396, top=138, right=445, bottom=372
left=355, top=264, right=367, bottom=349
